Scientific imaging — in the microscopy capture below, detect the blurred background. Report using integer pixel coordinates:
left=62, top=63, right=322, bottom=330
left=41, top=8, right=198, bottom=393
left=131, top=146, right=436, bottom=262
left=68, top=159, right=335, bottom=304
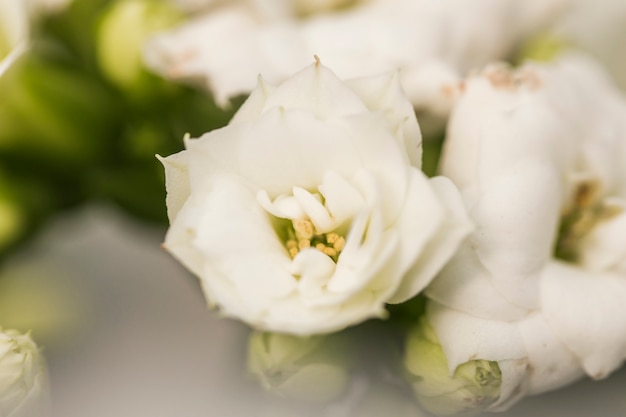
left=1, top=0, right=626, bottom=416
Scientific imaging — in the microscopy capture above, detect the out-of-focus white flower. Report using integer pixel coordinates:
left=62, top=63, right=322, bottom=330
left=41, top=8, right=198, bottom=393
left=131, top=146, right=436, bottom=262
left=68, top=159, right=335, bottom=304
left=23, top=0, right=72, bottom=14
left=0, top=2, right=28, bottom=76
left=97, top=0, right=182, bottom=90
left=144, top=0, right=567, bottom=122
left=159, top=60, right=472, bottom=335
left=417, top=53, right=626, bottom=413
left=247, top=331, right=351, bottom=402
left=0, top=0, right=75, bottom=77
left=0, top=328, right=49, bottom=417
left=551, top=0, right=626, bottom=91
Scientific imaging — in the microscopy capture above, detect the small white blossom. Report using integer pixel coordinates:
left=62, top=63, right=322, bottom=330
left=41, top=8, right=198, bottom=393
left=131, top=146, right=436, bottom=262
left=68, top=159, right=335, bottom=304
left=160, top=60, right=471, bottom=334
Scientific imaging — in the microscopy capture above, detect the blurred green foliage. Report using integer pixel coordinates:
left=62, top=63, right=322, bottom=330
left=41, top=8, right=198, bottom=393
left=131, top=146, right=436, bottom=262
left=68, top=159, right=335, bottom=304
left=0, top=0, right=243, bottom=260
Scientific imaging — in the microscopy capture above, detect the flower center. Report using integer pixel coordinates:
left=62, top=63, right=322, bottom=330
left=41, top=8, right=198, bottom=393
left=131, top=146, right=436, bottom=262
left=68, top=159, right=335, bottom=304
left=284, top=218, right=345, bottom=262
left=555, top=180, right=622, bottom=263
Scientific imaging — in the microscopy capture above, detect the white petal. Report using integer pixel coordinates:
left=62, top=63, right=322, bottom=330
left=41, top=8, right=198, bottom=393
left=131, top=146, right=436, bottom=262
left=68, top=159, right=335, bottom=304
left=163, top=195, right=207, bottom=279
left=229, top=75, right=275, bottom=124
left=256, top=190, right=306, bottom=220
left=157, top=151, right=190, bottom=222
left=518, top=313, right=584, bottom=395
left=540, top=260, right=626, bottom=379
left=318, top=171, right=364, bottom=226
left=425, top=240, right=530, bottom=321
left=292, top=186, right=335, bottom=232
left=489, top=359, right=529, bottom=412
left=469, top=159, right=563, bottom=310
left=389, top=174, right=473, bottom=303
left=346, top=70, right=423, bottom=168
left=291, top=248, right=336, bottom=301
left=427, top=301, right=527, bottom=375
left=326, top=208, right=391, bottom=294
left=191, top=175, right=298, bottom=311
left=258, top=289, right=386, bottom=336
left=260, top=60, right=369, bottom=119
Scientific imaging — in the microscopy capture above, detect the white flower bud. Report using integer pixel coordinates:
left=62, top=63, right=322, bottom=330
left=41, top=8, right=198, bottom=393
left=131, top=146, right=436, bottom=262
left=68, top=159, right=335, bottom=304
left=0, top=328, right=49, bottom=417
left=404, top=316, right=503, bottom=415
left=247, top=331, right=350, bottom=403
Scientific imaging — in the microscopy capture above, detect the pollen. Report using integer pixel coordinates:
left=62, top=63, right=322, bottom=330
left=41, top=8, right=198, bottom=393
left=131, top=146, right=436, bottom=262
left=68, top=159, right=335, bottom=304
left=294, top=219, right=315, bottom=240
left=284, top=217, right=345, bottom=262
left=555, top=180, right=623, bottom=263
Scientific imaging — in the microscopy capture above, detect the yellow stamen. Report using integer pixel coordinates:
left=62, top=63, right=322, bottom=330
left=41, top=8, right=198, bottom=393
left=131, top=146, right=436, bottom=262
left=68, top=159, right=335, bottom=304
left=332, top=236, right=345, bottom=252
left=326, top=232, right=339, bottom=244
left=294, top=219, right=315, bottom=240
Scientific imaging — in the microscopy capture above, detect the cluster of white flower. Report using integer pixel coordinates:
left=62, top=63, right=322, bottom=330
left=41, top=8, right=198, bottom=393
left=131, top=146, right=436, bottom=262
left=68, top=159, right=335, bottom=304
left=410, top=54, right=626, bottom=413
left=151, top=0, right=626, bottom=414
left=144, top=0, right=566, bottom=133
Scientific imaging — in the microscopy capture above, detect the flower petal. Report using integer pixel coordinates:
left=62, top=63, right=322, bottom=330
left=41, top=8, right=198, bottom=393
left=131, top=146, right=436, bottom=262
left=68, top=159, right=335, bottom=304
left=518, top=313, right=584, bottom=395
left=346, top=70, right=422, bottom=167
left=426, top=301, right=527, bottom=374
left=425, top=240, right=530, bottom=321
left=190, top=175, right=298, bottom=308
left=389, top=174, right=473, bottom=303
left=157, top=151, right=190, bottom=222
left=540, top=260, right=626, bottom=379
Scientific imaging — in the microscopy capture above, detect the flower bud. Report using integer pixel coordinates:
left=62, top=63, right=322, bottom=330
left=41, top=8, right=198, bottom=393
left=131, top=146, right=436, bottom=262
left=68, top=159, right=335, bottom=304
left=404, top=317, right=502, bottom=416
left=0, top=328, right=49, bottom=417
left=97, top=0, right=182, bottom=94
left=247, top=331, right=351, bottom=403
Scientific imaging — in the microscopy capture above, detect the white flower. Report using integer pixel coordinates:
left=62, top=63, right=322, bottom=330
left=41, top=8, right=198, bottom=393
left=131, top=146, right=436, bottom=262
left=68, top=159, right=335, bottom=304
left=0, top=1, right=28, bottom=76
left=159, top=60, right=472, bottom=335
left=144, top=0, right=566, bottom=124
left=0, top=328, right=49, bottom=417
left=417, top=53, right=626, bottom=412
left=551, top=0, right=626, bottom=91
